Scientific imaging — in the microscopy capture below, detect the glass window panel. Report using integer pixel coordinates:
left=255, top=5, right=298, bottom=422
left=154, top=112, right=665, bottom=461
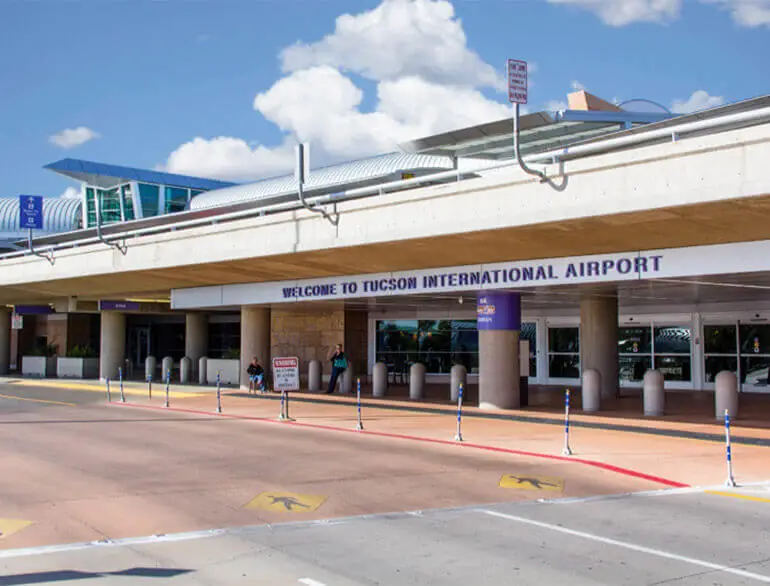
left=377, top=320, right=417, bottom=332
left=703, top=325, right=737, bottom=354
left=207, top=322, right=240, bottom=359
left=520, top=322, right=537, bottom=377
left=190, top=189, right=204, bottom=198
left=121, top=184, right=135, bottom=221
left=618, top=326, right=651, bottom=354
left=164, top=186, right=189, bottom=214
left=654, top=355, right=691, bottom=382
left=739, top=324, right=770, bottom=356
left=98, top=188, right=122, bottom=225
left=376, top=330, right=419, bottom=353
left=85, top=188, right=96, bottom=227
left=619, top=355, right=652, bottom=382
left=741, top=356, right=770, bottom=386
left=548, top=327, right=579, bottom=353
left=653, top=326, right=691, bottom=354
left=704, top=356, right=738, bottom=383
left=549, top=354, right=580, bottom=378
left=137, top=183, right=159, bottom=218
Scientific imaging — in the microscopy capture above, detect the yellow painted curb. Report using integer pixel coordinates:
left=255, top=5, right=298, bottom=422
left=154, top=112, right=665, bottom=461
left=7, top=379, right=200, bottom=399
left=705, top=490, right=770, bottom=503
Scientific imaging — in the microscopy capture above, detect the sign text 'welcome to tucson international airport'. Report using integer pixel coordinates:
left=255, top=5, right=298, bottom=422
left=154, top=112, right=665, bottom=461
left=280, top=253, right=663, bottom=301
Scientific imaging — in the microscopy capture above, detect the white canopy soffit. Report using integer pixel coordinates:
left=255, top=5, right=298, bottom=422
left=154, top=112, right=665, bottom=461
left=171, top=239, right=770, bottom=310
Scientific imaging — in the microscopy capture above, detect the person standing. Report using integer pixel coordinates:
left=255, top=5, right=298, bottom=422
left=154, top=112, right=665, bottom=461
left=326, top=344, right=348, bottom=394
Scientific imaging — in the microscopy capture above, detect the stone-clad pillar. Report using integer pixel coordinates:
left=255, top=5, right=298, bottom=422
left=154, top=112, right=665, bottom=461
left=478, top=291, right=521, bottom=410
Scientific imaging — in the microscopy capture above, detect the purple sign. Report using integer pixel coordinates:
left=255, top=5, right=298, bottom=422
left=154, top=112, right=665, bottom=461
left=99, top=300, right=140, bottom=311
left=13, top=305, right=52, bottom=315
left=476, top=291, right=521, bottom=331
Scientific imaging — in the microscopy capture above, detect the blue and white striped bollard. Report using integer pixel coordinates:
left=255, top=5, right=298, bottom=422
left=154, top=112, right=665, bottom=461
left=724, top=409, right=737, bottom=487
left=563, top=389, right=573, bottom=456
left=454, top=383, right=464, bottom=442
left=105, top=378, right=112, bottom=402
left=215, top=371, right=222, bottom=414
left=147, top=375, right=153, bottom=400
left=356, top=378, right=364, bottom=431
left=118, top=368, right=126, bottom=403
left=164, top=371, right=170, bottom=408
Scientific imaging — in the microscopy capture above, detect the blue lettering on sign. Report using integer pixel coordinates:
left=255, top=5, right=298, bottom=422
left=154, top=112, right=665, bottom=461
left=278, top=255, right=664, bottom=301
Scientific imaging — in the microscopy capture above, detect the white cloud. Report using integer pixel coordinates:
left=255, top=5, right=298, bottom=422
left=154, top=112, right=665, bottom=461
left=544, top=100, right=569, bottom=112
left=670, top=90, right=725, bottom=113
left=48, top=126, right=100, bottom=149
left=280, top=0, right=503, bottom=90
left=164, top=0, right=514, bottom=180
left=571, top=80, right=586, bottom=92
left=546, top=0, right=680, bottom=26
left=548, top=0, right=770, bottom=27
left=703, top=0, right=770, bottom=27
left=166, top=136, right=295, bottom=182
left=60, top=187, right=80, bottom=199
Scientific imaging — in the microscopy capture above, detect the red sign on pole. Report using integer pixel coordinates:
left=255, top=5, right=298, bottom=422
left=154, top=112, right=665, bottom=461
left=507, top=59, right=528, bottom=105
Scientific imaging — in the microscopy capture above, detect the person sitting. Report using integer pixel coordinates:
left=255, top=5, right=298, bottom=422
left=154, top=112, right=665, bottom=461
left=246, top=357, right=265, bottom=394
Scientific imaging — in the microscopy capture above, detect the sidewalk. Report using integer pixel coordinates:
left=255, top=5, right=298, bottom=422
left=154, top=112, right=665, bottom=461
left=108, top=388, right=770, bottom=489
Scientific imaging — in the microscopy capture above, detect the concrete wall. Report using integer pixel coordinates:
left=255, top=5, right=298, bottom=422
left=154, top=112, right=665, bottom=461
left=271, top=307, right=344, bottom=381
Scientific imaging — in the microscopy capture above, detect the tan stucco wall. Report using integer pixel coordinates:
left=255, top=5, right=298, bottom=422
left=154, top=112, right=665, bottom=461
left=271, top=307, right=345, bottom=381
left=270, top=308, right=369, bottom=383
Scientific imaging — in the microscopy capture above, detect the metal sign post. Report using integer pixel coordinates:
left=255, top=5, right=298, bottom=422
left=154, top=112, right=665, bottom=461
left=118, top=367, right=126, bottom=403
left=563, top=389, right=573, bottom=456
left=724, top=409, right=737, bottom=487
left=355, top=378, right=364, bottom=431
left=454, top=383, right=464, bottom=442
left=19, top=195, right=54, bottom=264
left=215, top=371, right=222, bottom=414
left=164, top=371, right=170, bottom=408
left=147, top=375, right=153, bottom=400
left=106, top=378, right=112, bottom=402
left=506, top=59, right=546, bottom=183
left=274, top=357, right=299, bottom=422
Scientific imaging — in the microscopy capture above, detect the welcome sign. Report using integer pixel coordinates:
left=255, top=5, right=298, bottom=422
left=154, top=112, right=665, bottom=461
left=170, top=239, right=770, bottom=310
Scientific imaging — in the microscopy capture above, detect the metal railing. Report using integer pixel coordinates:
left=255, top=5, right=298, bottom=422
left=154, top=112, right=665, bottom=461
left=3, top=104, right=769, bottom=263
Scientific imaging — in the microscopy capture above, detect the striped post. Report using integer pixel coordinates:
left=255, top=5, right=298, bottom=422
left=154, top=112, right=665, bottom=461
left=215, top=371, right=222, bottom=414
left=147, top=375, right=153, bottom=400
left=106, top=378, right=112, bottom=402
left=454, top=383, right=464, bottom=442
left=279, top=391, right=286, bottom=420
left=562, top=389, right=573, bottom=456
left=164, top=371, right=170, bottom=408
left=356, top=378, right=364, bottom=431
left=724, top=409, right=737, bottom=487
left=118, top=367, right=126, bottom=403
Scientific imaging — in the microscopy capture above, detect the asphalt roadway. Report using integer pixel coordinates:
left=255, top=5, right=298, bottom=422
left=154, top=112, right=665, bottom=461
left=0, top=381, right=768, bottom=585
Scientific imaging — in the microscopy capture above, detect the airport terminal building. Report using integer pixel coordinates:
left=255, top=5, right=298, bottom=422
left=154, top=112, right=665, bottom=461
left=2, top=90, right=770, bottom=410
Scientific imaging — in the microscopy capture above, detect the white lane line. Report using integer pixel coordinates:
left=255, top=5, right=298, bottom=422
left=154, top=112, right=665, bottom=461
left=299, top=579, right=327, bottom=586
left=477, top=509, right=770, bottom=583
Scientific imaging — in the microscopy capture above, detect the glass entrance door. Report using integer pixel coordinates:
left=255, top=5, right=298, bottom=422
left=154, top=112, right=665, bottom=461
left=739, top=323, right=770, bottom=392
left=128, top=327, right=151, bottom=374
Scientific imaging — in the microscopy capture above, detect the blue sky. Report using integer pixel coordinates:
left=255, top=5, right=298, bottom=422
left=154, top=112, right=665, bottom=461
left=0, top=0, right=768, bottom=199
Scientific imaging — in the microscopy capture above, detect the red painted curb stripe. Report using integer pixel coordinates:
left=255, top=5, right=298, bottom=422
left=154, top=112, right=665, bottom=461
left=110, top=401, right=690, bottom=489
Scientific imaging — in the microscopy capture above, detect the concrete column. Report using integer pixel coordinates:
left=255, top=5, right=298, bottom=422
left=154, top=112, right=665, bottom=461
left=372, top=362, right=387, bottom=397
left=185, top=313, right=208, bottom=377
left=580, top=292, right=619, bottom=401
left=643, top=369, right=665, bottom=416
left=180, top=357, right=192, bottom=384
left=582, top=369, right=602, bottom=412
left=0, top=307, right=9, bottom=375
left=450, top=364, right=467, bottom=402
left=99, top=311, right=126, bottom=380
left=478, top=291, right=521, bottom=410
left=715, top=370, right=739, bottom=420
left=161, top=356, right=174, bottom=381
left=308, top=360, right=322, bottom=392
left=240, top=307, right=270, bottom=390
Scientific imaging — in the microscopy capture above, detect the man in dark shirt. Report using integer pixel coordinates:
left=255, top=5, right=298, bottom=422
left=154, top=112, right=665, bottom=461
left=247, top=357, right=265, bottom=394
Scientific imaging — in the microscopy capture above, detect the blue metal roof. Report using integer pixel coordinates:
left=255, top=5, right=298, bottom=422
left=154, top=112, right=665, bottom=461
left=0, top=196, right=82, bottom=240
left=44, top=158, right=238, bottom=191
